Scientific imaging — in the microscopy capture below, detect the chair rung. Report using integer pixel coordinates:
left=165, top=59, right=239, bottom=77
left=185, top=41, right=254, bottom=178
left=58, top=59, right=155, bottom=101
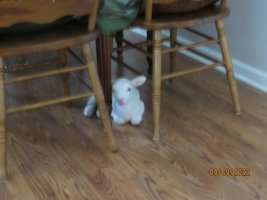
left=162, top=39, right=220, bottom=54
left=176, top=41, right=220, bottom=63
left=117, top=38, right=152, bottom=57
left=5, top=65, right=88, bottom=84
left=67, top=48, right=85, bottom=65
left=70, top=73, right=91, bottom=89
left=6, top=92, right=93, bottom=114
left=185, top=28, right=216, bottom=40
left=161, top=62, right=223, bottom=80
left=113, top=42, right=151, bottom=55
left=111, top=55, right=143, bottom=75
left=4, top=59, right=60, bottom=72
left=112, top=37, right=170, bottom=54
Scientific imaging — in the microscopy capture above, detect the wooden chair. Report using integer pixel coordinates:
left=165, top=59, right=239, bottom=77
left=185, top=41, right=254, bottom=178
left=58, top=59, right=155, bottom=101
left=113, top=0, right=241, bottom=140
left=0, top=0, right=117, bottom=182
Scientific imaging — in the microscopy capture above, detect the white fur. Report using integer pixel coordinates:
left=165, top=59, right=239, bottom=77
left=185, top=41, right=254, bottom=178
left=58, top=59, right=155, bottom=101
left=111, top=76, right=146, bottom=125
left=83, top=76, right=146, bottom=125
left=83, top=96, right=97, bottom=117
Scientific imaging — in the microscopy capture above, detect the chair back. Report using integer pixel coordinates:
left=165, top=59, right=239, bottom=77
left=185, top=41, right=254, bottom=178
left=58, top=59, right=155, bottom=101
left=0, top=0, right=99, bottom=31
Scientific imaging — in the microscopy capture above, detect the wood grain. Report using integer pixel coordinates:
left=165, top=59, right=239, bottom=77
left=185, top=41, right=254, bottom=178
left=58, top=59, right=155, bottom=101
left=134, top=4, right=229, bottom=30
left=0, top=32, right=266, bottom=199
left=1, top=0, right=118, bottom=182
left=0, top=57, right=7, bottom=181
left=0, top=0, right=98, bottom=28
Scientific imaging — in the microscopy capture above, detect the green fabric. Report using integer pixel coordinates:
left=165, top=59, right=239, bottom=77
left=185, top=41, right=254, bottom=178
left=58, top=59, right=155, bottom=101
left=97, top=0, right=142, bottom=34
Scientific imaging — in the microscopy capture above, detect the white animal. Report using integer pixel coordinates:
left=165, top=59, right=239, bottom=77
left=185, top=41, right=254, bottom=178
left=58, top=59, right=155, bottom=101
left=83, top=96, right=98, bottom=117
left=111, top=76, right=146, bottom=125
left=83, top=76, right=146, bottom=125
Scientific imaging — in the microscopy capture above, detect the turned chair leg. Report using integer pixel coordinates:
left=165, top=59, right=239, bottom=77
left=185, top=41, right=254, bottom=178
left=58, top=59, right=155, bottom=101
left=169, top=29, right=177, bottom=81
left=82, top=43, right=117, bottom=152
left=152, top=30, right=162, bottom=140
left=0, top=57, right=7, bottom=182
left=216, top=20, right=241, bottom=114
left=58, top=49, right=72, bottom=107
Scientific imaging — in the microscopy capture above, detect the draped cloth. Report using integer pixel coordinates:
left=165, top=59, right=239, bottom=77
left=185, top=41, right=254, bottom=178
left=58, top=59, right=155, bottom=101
left=96, top=0, right=143, bottom=34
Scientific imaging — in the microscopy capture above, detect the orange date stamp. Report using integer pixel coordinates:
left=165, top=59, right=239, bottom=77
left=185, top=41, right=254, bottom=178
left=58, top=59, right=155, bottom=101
left=209, top=168, right=251, bottom=176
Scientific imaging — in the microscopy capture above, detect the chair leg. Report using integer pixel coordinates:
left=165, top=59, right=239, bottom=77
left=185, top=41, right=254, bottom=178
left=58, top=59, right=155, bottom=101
left=82, top=43, right=117, bottom=152
left=0, top=57, right=7, bottom=182
left=115, top=31, right=124, bottom=56
left=58, top=49, right=71, bottom=107
left=114, top=31, right=125, bottom=77
left=216, top=20, right=241, bottom=114
left=147, top=30, right=153, bottom=75
left=170, top=29, right=177, bottom=80
left=152, top=30, right=162, bottom=140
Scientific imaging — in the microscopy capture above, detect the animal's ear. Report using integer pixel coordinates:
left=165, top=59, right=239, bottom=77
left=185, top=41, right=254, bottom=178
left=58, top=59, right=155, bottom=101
left=131, top=76, right=146, bottom=87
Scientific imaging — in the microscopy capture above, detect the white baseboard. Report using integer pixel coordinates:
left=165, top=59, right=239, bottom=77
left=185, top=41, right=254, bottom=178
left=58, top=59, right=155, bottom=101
left=132, top=28, right=267, bottom=93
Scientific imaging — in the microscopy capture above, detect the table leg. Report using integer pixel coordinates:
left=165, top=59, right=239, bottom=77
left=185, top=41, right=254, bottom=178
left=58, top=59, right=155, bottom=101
left=96, top=34, right=113, bottom=104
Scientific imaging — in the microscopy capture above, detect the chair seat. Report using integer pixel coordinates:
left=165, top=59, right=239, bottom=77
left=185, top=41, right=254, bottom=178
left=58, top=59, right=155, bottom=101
left=152, top=0, right=218, bottom=14
left=134, top=5, right=229, bottom=30
left=0, top=22, right=99, bottom=57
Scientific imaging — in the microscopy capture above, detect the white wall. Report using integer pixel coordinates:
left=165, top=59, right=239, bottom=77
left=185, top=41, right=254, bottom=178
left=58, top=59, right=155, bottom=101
left=134, top=0, right=267, bottom=92
left=180, top=0, right=267, bottom=92
left=226, top=0, right=267, bottom=73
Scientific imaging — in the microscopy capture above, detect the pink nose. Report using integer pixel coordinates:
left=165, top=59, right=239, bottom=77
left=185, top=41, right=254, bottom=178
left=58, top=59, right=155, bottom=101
left=117, top=98, right=124, bottom=105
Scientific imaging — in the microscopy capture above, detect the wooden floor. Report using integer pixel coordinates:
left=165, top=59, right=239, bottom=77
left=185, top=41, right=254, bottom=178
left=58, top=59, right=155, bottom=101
left=1, top=31, right=267, bottom=200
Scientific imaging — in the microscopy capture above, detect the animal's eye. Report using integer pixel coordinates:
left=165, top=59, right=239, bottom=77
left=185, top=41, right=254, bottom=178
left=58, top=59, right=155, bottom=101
left=127, top=88, right=131, bottom=92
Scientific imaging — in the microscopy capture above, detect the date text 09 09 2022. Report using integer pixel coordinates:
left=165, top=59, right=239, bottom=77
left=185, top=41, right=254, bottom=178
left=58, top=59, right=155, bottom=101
left=209, top=168, right=251, bottom=176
